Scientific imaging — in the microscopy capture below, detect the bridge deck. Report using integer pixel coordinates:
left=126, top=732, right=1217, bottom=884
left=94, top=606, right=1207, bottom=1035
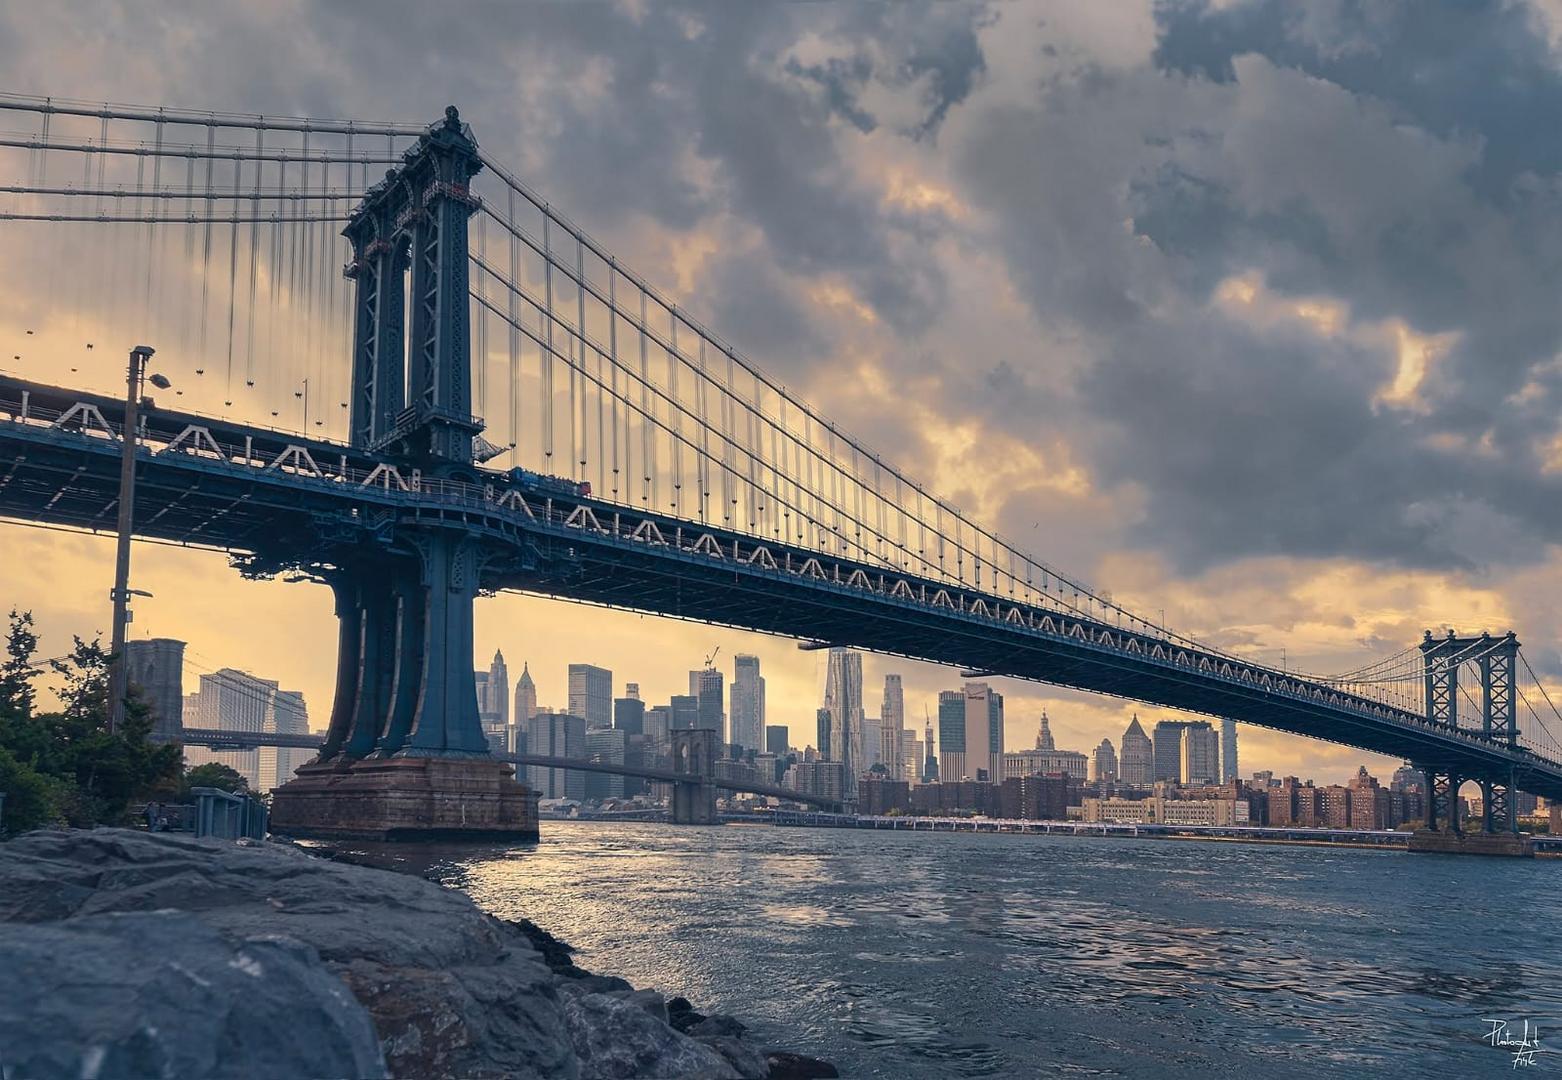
left=6, top=375, right=1561, bottom=801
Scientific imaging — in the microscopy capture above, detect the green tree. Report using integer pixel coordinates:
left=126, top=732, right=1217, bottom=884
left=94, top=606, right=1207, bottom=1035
left=0, top=614, right=181, bottom=833
left=0, top=745, right=61, bottom=835
left=41, top=636, right=182, bottom=827
left=0, top=610, right=58, bottom=835
left=180, top=762, right=249, bottom=798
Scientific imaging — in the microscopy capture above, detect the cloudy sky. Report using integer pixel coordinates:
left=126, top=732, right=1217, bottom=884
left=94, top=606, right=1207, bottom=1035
left=5, top=0, right=1562, bottom=783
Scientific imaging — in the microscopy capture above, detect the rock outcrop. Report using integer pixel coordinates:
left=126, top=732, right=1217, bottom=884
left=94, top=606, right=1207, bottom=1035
left=0, top=829, right=834, bottom=1079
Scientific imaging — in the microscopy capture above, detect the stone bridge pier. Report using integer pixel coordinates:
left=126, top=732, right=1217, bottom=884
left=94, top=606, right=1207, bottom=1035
left=669, top=729, right=718, bottom=826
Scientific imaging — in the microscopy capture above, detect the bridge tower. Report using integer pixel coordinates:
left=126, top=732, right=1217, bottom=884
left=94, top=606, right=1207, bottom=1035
left=669, top=729, right=719, bottom=825
left=269, top=108, right=536, bottom=841
left=1409, top=630, right=1529, bottom=855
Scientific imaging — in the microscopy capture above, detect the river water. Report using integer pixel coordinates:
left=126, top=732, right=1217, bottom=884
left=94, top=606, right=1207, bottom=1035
left=342, top=822, right=1562, bottom=1077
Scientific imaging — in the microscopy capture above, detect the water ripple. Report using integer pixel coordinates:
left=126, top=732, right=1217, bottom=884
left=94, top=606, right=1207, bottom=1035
left=326, top=824, right=1562, bottom=1078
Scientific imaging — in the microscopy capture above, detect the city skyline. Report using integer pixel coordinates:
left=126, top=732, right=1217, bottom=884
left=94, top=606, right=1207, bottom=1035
left=34, top=576, right=1405, bottom=787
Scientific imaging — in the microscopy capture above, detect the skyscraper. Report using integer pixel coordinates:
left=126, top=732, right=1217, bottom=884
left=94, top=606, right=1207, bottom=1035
left=690, top=667, right=726, bottom=742
left=955, top=682, right=1005, bottom=782
left=613, top=696, right=645, bottom=735
left=861, top=716, right=883, bottom=772
left=730, top=654, right=765, bottom=753
left=937, top=690, right=965, bottom=781
left=529, top=712, right=586, bottom=799
left=1180, top=722, right=1219, bottom=785
left=923, top=716, right=938, bottom=782
left=1090, top=738, right=1118, bottom=783
left=1221, top=717, right=1238, bottom=783
left=823, top=648, right=864, bottom=798
left=1152, top=720, right=1192, bottom=783
left=816, top=706, right=832, bottom=758
left=514, top=662, right=537, bottom=726
left=187, top=668, right=276, bottom=790
left=476, top=649, right=509, bottom=753
left=586, top=728, right=627, bottom=799
left=1119, top=714, right=1153, bottom=785
left=569, top=664, right=613, bottom=730
left=903, top=732, right=924, bottom=784
left=881, top=674, right=905, bottom=780
left=262, top=690, right=311, bottom=792
left=645, top=705, right=672, bottom=744
left=1035, top=710, right=1055, bottom=750
left=766, top=724, right=790, bottom=757
left=669, top=694, right=699, bottom=731
left=484, top=650, right=509, bottom=726
left=124, top=638, right=185, bottom=740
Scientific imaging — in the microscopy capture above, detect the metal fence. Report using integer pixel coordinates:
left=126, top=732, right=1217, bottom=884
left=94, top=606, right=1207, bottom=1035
left=190, top=787, right=267, bottom=840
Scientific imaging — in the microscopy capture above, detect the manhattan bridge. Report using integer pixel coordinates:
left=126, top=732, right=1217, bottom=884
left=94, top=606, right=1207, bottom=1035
left=0, top=94, right=1560, bottom=844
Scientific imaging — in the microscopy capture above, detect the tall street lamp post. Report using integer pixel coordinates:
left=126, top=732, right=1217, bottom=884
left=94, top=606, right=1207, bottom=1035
left=107, top=344, right=170, bottom=734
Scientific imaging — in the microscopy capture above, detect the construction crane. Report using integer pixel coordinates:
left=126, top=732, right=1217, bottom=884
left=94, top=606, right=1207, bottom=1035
left=703, top=645, right=721, bottom=670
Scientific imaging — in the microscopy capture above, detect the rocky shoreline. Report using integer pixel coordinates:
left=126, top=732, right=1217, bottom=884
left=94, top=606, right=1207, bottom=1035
left=0, top=829, right=837, bottom=1079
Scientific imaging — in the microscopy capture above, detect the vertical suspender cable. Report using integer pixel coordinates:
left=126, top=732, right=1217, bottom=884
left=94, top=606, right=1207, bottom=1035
left=223, top=150, right=241, bottom=404
left=670, top=313, right=682, bottom=509
left=197, top=125, right=215, bottom=374
left=575, top=235, right=586, bottom=476
left=640, top=290, right=652, bottom=504
left=697, top=338, right=709, bottom=523
left=300, top=132, right=315, bottom=419
left=244, top=125, right=263, bottom=389
left=507, top=188, right=519, bottom=452
left=609, top=264, right=620, bottom=498
left=144, top=113, right=164, bottom=320
left=542, top=216, right=554, bottom=463
left=475, top=210, right=487, bottom=422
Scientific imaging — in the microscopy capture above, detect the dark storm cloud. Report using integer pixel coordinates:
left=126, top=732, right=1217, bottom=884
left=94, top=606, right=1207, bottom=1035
left=11, top=0, right=1562, bottom=582
left=688, top=249, right=829, bottom=381
left=947, top=2, right=1562, bottom=574
left=0, top=1, right=967, bottom=341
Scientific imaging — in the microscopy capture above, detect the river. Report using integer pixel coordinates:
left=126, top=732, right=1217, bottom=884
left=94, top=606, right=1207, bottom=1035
left=340, top=822, right=1562, bottom=1077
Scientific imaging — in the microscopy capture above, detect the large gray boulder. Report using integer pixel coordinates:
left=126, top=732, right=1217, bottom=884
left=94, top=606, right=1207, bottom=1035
left=0, top=829, right=762, bottom=1079
left=0, top=910, right=386, bottom=1080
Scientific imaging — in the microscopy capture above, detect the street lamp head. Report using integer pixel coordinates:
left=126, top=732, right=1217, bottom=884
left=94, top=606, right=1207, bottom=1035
left=148, top=373, right=171, bottom=390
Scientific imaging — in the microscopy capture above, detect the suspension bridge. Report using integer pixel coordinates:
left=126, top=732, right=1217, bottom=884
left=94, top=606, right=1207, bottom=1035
left=1, top=95, right=1560, bottom=846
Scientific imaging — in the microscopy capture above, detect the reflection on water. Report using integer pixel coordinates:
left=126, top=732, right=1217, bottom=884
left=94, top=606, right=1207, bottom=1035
left=320, top=825, right=1562, bottom=1078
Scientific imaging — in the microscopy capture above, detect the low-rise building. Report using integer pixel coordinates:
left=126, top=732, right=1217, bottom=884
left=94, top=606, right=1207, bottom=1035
left=859, top=777, right=911, bottom=816
left=999, top=775, right=1071, bottom=820
left=1081, top=795, right=1249, bottom=825
left=1002, top=748, right=1089, bottom=782
left=787, top=759, right=846, bottom=802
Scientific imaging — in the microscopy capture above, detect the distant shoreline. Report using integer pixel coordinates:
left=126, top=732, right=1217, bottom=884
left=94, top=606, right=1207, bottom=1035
left=729, top=810, right=1561, bottom=856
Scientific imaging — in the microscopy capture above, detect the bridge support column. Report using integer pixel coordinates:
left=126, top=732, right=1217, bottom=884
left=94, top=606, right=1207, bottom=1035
left=1410, top=766, right=1532, bottom=856
left=372, top=573, right=423, bottom=757
left=314, top=574, right=365, bottom=763
left=269, top=539, right=536, bottom=841
left=669, top=729, right=718, bottom=826
left=1426, top=769, right=1461, bottom=835
left=1479, top=773, right=1518, bottom=836
left=400, top=533, right=489, bottom=755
